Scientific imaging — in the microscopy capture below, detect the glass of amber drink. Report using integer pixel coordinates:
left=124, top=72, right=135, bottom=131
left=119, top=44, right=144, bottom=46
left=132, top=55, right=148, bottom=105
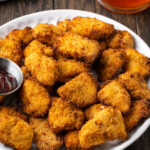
left=97, top=0, right=150, bottom=14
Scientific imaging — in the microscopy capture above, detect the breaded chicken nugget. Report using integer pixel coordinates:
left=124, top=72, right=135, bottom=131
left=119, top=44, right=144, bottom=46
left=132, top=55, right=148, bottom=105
left=57, top=59, right=89, bottom=83
left=79, top=107, right=127, bottom=148
left=123, top=48, right=150, bottom=78
left=6, top=27, right=34, bottom=47
left=0, top=106, right=27, bottom=122
left=107, top=30, right=134, bottom=49
left=0, top=95, right=5, bottom=103
left=30, top=118, right=63, bottom=150
left=84, top=103, right=107, bottom=120
left=68, top=17, right=114, bottom=40
left=57, top=72, right=98, bottom=108
left=25, top=51, right=58, bottom=86
left=33, top=23, right=62, bottom=46
left=53, top=32, right=101, bottom=65
left=0, top=115, right=33, bottom=150
left=98, top=48, right=126, bottom=82
left=0, top=38, right=22, bottom=65
left=23, top=40, right=53, bottom=57
left=124, top=99, right=150, bottom=132
left=48, top=97, right=84, bottom=133
left=21, top=66, right=31, bottom=79
left=20, top=78, right=51, bottom=117
left=57, top=19, right=70, bottom=32
left=118, top=72, right=150, bottom=99
left=65, top=131, right=94, bottom=150
left=98, top=80, right=131, bottom=113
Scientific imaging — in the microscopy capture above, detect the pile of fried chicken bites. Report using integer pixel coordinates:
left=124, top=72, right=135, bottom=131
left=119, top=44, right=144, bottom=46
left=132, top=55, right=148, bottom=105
left=0, top=17, right=150, bottom=150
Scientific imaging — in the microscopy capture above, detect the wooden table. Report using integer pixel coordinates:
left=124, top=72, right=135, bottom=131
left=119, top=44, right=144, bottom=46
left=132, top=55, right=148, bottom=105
left=0, top=0, right=150, bottom=150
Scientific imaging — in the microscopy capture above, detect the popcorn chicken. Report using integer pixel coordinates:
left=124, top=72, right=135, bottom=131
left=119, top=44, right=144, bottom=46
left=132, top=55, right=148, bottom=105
left=30, top=118, right=63, bottom=150
left=57, top=72, right=99, bottom=108
left=57, top=59, right=89, bottom=83
left=68, top=17, right=114, bottom=40
left=0, top=115, right=33, bottom=150
left=21, top=66, right=31, bottom=79
left=98, top=48, right=126, bottom=82
left=6, top=27, right=34, bottom=47
left=98, top=80, right=131, bottom=113
left=53, top=32, right=101, bottom=65
left=79, top=107, right=127, bottom=148
left=20, top=78, right=51, bottom=117
left=107, top=30, right=134, bottom=49
left=57, top=19, right=70, bottom=32
left=123, top=48, right=150, bottom=78
left=48, top=97, right=84, bottom=133
left=124, top=99, right=150, bottom=132
left=0, top=38, right=22, bottom=65
left=118, top=72, right=150, bottom=99
left=25, top=51, right=58, bottom=86
left=23, top=40, right=53, bottom=57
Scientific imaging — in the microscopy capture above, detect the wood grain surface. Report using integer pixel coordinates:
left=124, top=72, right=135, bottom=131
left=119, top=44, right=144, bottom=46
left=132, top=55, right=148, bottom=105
left=0, top=0, right=150, bottom=150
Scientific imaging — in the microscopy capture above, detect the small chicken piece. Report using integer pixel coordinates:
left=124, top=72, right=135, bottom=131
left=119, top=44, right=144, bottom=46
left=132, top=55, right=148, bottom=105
left=0, top=106, right=27, bottom=122
left=57, top=19, right=70, bottom=32
left=68, top=17, right=114, bottom=40
left=124, top=99, right=150, bottom=132
left=53, top=32, right=101, bottom=65
left=0, top=95, right=5, bottom=103
left=57, top=59, right=89, bottom=83
left=21, top=66, right=31, bottom=79
left=107, top=30, right=134, bottom=49
left=57, top=72, right=98, bottom=108
left=65, top=131, right=94, bottom=150
left=0, top=38, right=22, bottom=65
left=98, top=48, right=126, bottom=82
left=98, top=80, right=131, bottom=113
left=25, top=51, right=58, bottom=86
left=79, top=107, right=127, bottom=148
left=118, top=72, right=150, bottom=99
left=123, top=48, right=150, bottom=78
left=20, top=78, right=51, bottom=117
left=23, top=40, right=53, bottom=57
left=0, top=115, right=33, bottom=150
left=30, top=118, right=63, bottom=150
left=48, top=97, right=84, bottom=133
left=84, top=103, right=107, bottom=120
left=6, top=27, right=34, bottom=47
left=32, top=23, right=62, bottom=46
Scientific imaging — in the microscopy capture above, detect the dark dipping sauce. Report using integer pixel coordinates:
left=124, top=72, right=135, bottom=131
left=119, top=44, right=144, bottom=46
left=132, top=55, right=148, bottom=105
left=0, top=70, right=17, bottom=94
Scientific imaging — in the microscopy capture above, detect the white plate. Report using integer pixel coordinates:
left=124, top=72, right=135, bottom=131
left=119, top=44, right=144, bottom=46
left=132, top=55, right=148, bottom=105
left=0, top=10, right=150, bottom=150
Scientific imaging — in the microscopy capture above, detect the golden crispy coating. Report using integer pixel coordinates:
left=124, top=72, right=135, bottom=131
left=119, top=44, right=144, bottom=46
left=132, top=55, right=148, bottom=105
left=118, top=72, right=150, bottom=99
left=32, top=23, right=62, bottom=46
left=79, top=107, right=127, bottom=148
left=65, top=131, right=94, bottom=150
left=68, top=17, right=114, bottom=40
left=123, top=48, right=150, bottom=78
left=57, top=19, right=70, bottom=32
left=53, top=32, right=101, bottom=65
left=0, top=115, right=33, bottom=150
left=6, top=27, right=34, bottom=47
left=98, top=48, right=126, bottom=82
left=107, top=30, right=134, bottom=49
left=57, top=59, right=89, bottom=83
left=0, top=95, right=5, bottom=103
left=20, top=78, right=51, bottom=117
left=25, top=51, right=58, bottom=86
left=23, top=40, right=53, bottom=57
left=98, top=80, right=131, bottom=113
left=0, top=38, right=22, bottom=65
left=124, top=99, right=150, bottom=132
left=21, top=66, right=31, bottom=79
left=30, top=118, right=63, bottom=150
left=48, top=97, right=84, bottom=133
left=84, top=103, right=107, bottom=120
left=57, top=72, right=98, bottom=108
left=0, top=106, right=27, bottom=122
